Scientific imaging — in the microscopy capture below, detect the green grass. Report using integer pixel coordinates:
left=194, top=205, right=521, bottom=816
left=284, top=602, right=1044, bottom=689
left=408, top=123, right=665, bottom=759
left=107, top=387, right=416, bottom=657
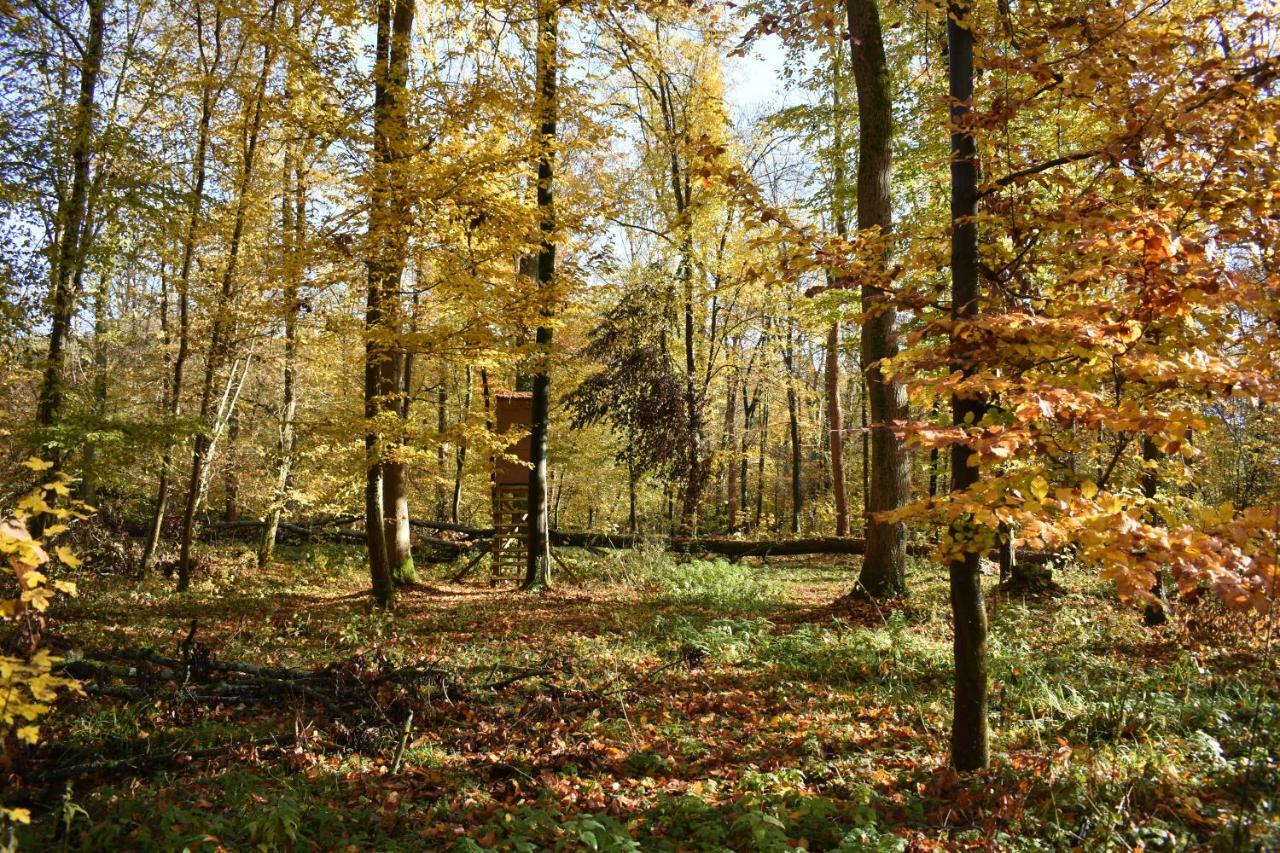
left=15, top=542, right=1280, bottom=850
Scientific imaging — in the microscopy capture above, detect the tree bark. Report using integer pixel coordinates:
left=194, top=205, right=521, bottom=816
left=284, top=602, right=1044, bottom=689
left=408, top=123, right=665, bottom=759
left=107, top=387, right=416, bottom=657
left=451, top=366, right=472, bottom=524
left=259, top=150, right=305, bottom=568
left=725, top=367, right=739, bottom=532
left=83, top=263, right=110, bottom=504
left=177, top=8, right=278, bottom=590
left=363, top=0, right=415, bottom=608
left=783, top=324, right=802, bottom=535
left=382, top=345, right=414, bottom=584
left=946, top=0, right=990, bottom=771
left=1141, top=434, right=1168, bottom=626
left=141, top=3, right=222, bottom=575
left=846, top=0, right=910, bottom=598
left=827, top=44, right=851, bottom=537
left=36, top=0, right=106, bottom=442
left=524, top=0, right=558, bottom=591
left=826, top=324, right=849, bottom=535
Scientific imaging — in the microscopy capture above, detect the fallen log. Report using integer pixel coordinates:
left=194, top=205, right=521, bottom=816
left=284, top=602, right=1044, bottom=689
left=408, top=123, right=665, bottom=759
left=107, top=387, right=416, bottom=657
left=206, top=518, right=1058, bottom=565
left=204, top=518, right=475, bottom=562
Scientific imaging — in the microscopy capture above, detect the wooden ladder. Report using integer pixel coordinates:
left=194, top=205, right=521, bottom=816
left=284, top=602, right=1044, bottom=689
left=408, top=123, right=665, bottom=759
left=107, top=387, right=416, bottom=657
left=491, top=485, right=528, bottom=578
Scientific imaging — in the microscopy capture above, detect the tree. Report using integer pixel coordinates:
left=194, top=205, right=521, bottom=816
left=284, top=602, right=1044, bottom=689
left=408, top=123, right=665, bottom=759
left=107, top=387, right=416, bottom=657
left=944, top=0, right=989, bottom=773
left=845, top=0, right=910, bottom=598
left=35, top=0, right=107, bottom=454
left=139, top=0, right=227, bottom=575
left=363, top=0, right=416, bottom=608
left=523, top=0, right=559, bottom=591
left=176, top=0, right=281, bottom=591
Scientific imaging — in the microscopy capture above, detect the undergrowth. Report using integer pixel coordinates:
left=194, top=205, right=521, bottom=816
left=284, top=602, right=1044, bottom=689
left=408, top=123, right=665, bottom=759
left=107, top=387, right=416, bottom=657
left=13, top=545, right=1279, bottom=850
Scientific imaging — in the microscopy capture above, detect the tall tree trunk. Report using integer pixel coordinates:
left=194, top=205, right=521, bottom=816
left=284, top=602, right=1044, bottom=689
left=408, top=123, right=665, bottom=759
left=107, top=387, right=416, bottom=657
left=847, top=0, right=910, bottom=597
left=177, top=10, right=278, bottom=590
left=755, top=399, right=768, bottom=531
left=83, top=264, right=109, bottom=504
left=826, top=324, right=849, bottom=535
left=36, top=0, right=106, bottom=443
left=364, top=0, right=414, bottom=608
left=946, top=0, right=989, bottom=771
left=828, top=43, right=851, bottom=536
left=141, top=4, right=222, bottom=574
left=259, top=152, right=305, bottom=568
left=435, top=369, right=448, bottom=517
left=524, top=0, right=558, bottom=591
left=860, top=368, right=869, bottom=520
left=783, top=324, right=802, bottom=535
left=725, top=370, right=739, bottom=532
left=740, top=384, right=757, bottom=527
left=451, top=365, right=472, bottom=524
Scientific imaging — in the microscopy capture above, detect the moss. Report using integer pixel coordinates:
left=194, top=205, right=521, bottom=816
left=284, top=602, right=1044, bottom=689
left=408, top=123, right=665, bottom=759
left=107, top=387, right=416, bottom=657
left=391, top=555, right=417, bottom=585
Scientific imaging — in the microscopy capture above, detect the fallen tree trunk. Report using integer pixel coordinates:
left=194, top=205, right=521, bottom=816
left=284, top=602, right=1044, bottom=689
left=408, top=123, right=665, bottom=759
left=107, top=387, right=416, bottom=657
left=206, top=518, right=1057, bottom=565
left=205, top=518, right=473, bottom=562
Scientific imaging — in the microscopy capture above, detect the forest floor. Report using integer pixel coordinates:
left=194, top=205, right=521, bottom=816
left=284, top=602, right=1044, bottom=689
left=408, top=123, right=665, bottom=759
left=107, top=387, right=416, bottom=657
left=18, top=539, right=1280, bottom=850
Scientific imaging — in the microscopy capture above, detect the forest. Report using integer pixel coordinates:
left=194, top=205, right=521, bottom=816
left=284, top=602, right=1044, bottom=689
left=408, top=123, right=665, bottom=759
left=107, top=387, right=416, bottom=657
left=1, top=0, right=1278, bottom=847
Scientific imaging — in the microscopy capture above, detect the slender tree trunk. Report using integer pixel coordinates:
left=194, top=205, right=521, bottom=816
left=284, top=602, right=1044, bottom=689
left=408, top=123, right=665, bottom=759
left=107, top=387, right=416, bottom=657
left=755, top=400, right=768, bottom=531
left=36, top=0, right=106, bottom=442
left=141, top=5, right=222, bottom=575
left=740, top=385, right=756, bottom=526
left=929, top=447, right=940, bottom=498
left=826, top=324, right=849, bottom=535
left=627, top=453, right=638, bottom=534
left=860, top=368, right=869, bottom=520
left=783, top=325, right=802, bottom=535
left=947, top=0, right=989, bottom=771
left=847, top=0, right=910, bottom=597
left=435, top=369, right=448, bottom=517
left=1141, top=434, right=1168, bottom=626
left=725, top=372, right=739, bottom=532
left=451, top=365, right=472, bottom=524
left=523, top=0, right=557, bottom=591
left=177, top=12, right=278, bottom=590
left=83, top=265, right=110, bottom=504
left=828, top=45, right=851, bottom=536
left=223, top=412, right=239, bottom=522
left=259, top=153, right=305, bottom=568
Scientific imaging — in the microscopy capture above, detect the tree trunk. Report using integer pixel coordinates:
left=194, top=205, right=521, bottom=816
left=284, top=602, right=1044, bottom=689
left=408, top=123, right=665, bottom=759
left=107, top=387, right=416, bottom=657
left=946, top=0, right=989, bottom=772
left=725, top=370, right=739, bottom=532
left=627, top=454, right=638, bottom=534
left=141, top=5, right=222, bottom=575
left=435, top=368, right=448, bottom=518
left=177, top=12, right=278, bottom=590
left=846, top=0, right=910, bottom=598
left=259, top=151, right=305, bottom=568
left=451, top=366, right=472, bottom=524
left=383, top=345, right=414, bottom=584
left=755, top=399, right=768, bottom=531
left=223, top=412, right=239, bottom=522
left=384, top=298, right=417, bottom=584
left=827, top=44, right=851, bottom=537
left=36, top=0, right=106, bottom=442
left=363, top=0, right=415, bottom=608
left=83, top=264, right=110, bottom=504
left=523, top=0, right=557, bottom=591
left=826, top=324, right=849, bottom=535
left=1141, top=434, right=1168, bottom=626
left=783, top=325, right=802, bottom=535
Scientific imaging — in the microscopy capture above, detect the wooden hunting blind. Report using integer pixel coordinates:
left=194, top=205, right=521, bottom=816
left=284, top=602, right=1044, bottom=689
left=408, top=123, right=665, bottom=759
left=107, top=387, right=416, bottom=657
left=492, top=392, right=533, bottom=576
